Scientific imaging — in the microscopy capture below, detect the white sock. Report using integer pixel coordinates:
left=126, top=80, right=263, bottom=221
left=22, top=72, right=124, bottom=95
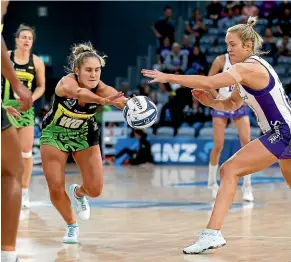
left=68, top=222, right=79, bottom=228
left=243, top=175, right=251, bottom=187
left=1, top=251, right=17, bottom=262
left=204, top=228, right=220, bottom=235
left=208, top=164, right=218, bottom=186
left=22, top=188, right=28, bottom=195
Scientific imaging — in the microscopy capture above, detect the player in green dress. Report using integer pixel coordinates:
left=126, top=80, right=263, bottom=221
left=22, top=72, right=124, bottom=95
left=40, top=42, right=128, bottom=243
left=2, top=24, right=46, bottom=209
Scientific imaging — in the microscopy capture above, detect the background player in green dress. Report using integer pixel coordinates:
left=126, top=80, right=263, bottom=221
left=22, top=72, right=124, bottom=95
left=40, top=42, right=128, bottom=243
left=2, top=24, right=46, bottom=209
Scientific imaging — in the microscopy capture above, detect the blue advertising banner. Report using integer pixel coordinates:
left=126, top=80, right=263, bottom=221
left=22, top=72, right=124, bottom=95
left=115, top=138, right=234, bottom=165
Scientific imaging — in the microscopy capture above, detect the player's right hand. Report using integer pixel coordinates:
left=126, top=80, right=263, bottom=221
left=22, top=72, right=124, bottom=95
left=13, top=81, right=33, bottom=112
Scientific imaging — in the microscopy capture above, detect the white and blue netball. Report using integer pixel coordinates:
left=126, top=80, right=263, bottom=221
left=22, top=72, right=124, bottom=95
left=123, top=96, right=158, bottom=129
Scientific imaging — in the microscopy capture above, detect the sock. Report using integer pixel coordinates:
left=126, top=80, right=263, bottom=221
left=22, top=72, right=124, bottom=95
left=68, top=222, right=78, bottom=228
left=243, top=175, right=251, bottom=187
left=1, top=251, right=17, bottom=262
left=22, top=188, right=29, bottom=195
left=204, top=228, right=220, bottom=235
left=208, top=164, right=218, bottom=186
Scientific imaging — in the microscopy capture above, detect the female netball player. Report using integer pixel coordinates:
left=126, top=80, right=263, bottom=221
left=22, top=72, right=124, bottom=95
left=1, top=1, right=32, bottom=261
left=2, top=24, right=46, bottom=209
left=40, top=42, right=128, bottom=244
left=207, top=53, right=253, bottom=202
left=142, top=16, right=291, bottom=254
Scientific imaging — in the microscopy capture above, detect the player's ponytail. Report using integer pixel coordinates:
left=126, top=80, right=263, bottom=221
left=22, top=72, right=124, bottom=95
left=65, top=41, right=107, bottom=73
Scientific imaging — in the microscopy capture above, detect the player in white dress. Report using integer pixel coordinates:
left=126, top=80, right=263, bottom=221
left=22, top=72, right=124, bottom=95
left=142, top=16, right=291, bottom=254
left=207, top=53, right=253, bottom=201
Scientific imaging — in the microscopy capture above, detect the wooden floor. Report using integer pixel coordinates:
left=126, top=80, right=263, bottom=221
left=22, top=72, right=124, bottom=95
left=17, top=165, right=291, bottom=262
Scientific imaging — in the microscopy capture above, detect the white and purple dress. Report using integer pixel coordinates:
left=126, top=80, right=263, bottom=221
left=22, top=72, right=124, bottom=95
left=237, top=55, right=291, bottom=159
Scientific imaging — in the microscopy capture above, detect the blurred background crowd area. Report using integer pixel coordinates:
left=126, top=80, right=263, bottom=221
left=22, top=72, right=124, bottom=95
left=3, top=1, right=291, bottom=140
left=128, top=0, right=291, bottom=138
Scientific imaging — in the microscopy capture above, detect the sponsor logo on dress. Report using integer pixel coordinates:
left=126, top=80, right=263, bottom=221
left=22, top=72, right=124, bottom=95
left=268, top=120, right=283, bottom=144
left=64, top=99, right=76, bottom=109
left=58, top=116, right=84, bottom=129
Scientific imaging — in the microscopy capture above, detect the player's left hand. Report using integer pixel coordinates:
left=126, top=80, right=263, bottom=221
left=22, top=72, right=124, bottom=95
left=141, top=69, right=169, bottom=83
left=191, top=89, right=214, bottom=107
left=103, top=91, right=124, bottom=105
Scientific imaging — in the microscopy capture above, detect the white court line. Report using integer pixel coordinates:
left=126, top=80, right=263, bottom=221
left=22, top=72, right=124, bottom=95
left=18, top=230, right=291, bottom=239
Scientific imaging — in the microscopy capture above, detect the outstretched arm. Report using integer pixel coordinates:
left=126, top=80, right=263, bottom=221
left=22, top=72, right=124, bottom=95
left=211, top=87, right=243, bottom=111
left=141, top=68, right=237, bottom=90
left=55, top=75, right=124, bottom=105
left=96, top=81, right=128, bottom=110
left=192, top=87, right=243, bottom=112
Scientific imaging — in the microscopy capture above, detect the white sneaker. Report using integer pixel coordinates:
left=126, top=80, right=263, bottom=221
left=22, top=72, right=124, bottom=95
left=1, top=251, right=20, bottom=262
left=183, top=229, right=226, bottom=254
left=242, top=186, right=254, bottom=202
left=208, top=183, right=219, bottom=199
left=69, top=184, right=90, bottom=220
left=21, top=190, right=30, bottom=209
left=63, top=224, right=79, bottom=244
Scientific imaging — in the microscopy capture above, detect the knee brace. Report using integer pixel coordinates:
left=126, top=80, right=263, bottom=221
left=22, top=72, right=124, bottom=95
left=22, top=151, right=32, bottom=159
